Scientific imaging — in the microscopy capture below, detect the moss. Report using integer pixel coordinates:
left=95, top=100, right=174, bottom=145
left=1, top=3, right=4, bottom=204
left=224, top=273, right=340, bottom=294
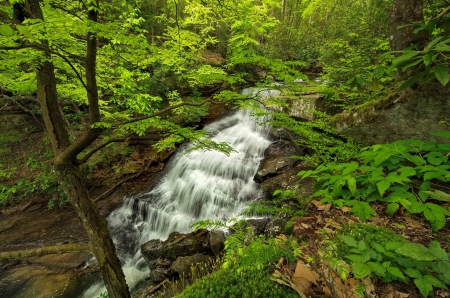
left=331, top=92, right=400, bottom=128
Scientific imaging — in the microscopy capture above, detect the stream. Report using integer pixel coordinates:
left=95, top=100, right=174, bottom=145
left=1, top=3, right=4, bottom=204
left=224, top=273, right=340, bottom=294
left=81, top=88, right=276, bottom=297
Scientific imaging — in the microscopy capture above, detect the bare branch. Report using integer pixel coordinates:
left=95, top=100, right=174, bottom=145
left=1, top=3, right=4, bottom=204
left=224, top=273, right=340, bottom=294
left=433, top=5, right=450, bottom=20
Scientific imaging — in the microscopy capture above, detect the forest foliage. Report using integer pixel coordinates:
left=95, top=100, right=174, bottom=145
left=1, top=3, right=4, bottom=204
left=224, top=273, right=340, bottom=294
left=1, top=0, right=450, bottom=297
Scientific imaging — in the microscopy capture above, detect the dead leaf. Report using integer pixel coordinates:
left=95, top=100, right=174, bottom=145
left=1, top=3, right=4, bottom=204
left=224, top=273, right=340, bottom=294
left=381, top=284, right=410, bottom=298
left=293, top=260, right=319, bottom=285
left=312, top=200, right=332, bottom=212
left=362, top=276, right=376, bottom=298
left=342, top=206, right=352, bottom=213
left=271, top=270, right=308, bottom=298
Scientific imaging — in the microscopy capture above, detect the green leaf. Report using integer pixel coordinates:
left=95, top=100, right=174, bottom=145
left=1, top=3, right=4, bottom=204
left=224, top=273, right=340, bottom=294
left=404, top=268, right=422, bottom=279
left=437, top=261, right=450, bottom=280
left=426, top=36, right=444, bottom=50
left=392, top=51, right=421, bottom=67
left=423, top=274, right=447, bottom=289
left=386, top=203, right=399, bottom=216
left=358, top=241, right=367, bottom=251
left=428, top=241, right=448, bottom=261
left=350, top=202, right=377, bottom=221
left=367, top=262, right=386, bottom=277
left=0, top=24, right=15, bottom=36
left=433, top=131, right=450, bottom=138
left=351, top=262, right=371, bottom=279
left=398, top=72, right=425, bottom=91
left=346, top=254, right=364, bottom=263
left=434, top=65, right=449, bottom=86
left=420, top=181, right=431, bottom=191
left=341, top=235, right=358, bottom=248
left=424, top=190, right=450, bottom=202
left=372, top=243, right=385, bottom=253
left=16, top=25, right=33, bottom=39
left=377, top=180, right=391, bottom=196
left=426, top=210, right=446, bottom=232
left=395, top=243, right=436, bottom=261
left=387, top=266, right=405, bottom=280
left=425, top=203, right=450, bottom=215
left=385, top=242, right=403, bottom=251
left=348, top=177, right=356, bottom=195
left=414, top=278, right=434, bottom=297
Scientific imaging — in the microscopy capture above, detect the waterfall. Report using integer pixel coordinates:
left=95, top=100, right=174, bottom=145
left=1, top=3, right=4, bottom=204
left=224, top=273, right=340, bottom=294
left=81, top=88, right=276, bottom=297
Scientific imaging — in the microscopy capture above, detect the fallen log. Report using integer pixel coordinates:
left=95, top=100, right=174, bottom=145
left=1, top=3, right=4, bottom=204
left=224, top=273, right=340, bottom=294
left=0, top=243, right=92, bottom=261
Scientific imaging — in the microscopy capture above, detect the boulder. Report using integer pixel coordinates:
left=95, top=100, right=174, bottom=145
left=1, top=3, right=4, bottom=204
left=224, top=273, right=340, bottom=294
left=209, top=230, right=225, bottom=257
left=332, top=84, right=450, bottom=145
left=141, top=229, right=213, bottom=265
left=254, top=140, right=302, bottom=183
left=264, top=217, right=291, bottom=238
left=246, top=218, right=270, bottom=235
left=261, top=162, right=315, bottom=198
left=171, top=254, right=214, bottom=276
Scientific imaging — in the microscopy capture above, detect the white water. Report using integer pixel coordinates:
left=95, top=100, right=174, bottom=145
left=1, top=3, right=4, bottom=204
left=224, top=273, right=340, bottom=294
left=82, top=89, right=276, bottom=297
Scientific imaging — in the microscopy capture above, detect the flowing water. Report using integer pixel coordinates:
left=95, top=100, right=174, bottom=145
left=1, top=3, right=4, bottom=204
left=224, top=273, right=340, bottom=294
left=81, top=89, right=277, bottom=297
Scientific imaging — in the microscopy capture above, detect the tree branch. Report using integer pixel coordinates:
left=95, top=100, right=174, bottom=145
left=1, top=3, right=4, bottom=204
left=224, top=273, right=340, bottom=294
left=0, top=43, right=88, bottom=90
left=0, top=243, right=92, bottom=260
left=118, top=97, right=213, bottom=126
left=76, top=134, right=166, bottom=165
left=433, top=5, right=450, bottom=20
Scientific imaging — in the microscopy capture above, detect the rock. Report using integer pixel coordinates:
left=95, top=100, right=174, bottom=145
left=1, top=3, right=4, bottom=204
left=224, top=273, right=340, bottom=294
left=261, top=162, right=315, bottom=198
left=246, top=218, right=270, bottom=235
left=254, top=140, right=302, bottom=183
left=27, top=251, right=93, bottom=270
left=264, top=217, right=290, bottom=238
left=209, top=230, right=225, bottom=256
left=332, top=84, right=450, bottom=145
left=270, top=93, right=340, bottom=122
left=171, top=254, right=214, bottom=276
left=141, top=229, right=213, bottom=265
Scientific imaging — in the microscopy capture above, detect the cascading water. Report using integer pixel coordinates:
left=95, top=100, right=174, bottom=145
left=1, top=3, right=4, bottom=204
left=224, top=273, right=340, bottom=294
left=81, top=88, right=277, bottom=297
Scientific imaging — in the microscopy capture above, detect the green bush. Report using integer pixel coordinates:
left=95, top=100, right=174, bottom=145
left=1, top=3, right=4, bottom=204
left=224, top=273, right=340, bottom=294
left=334, top=224, right=450, bottom=297
left=178, top=236, right=298, bottom=298
left=299, top=132, right=450, bottom=230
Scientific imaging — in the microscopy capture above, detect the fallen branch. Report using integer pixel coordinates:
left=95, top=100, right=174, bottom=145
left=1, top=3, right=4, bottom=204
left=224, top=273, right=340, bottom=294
left=148, top=279, right=169, bottom=294
left=0, top=243, right=92, bottom=261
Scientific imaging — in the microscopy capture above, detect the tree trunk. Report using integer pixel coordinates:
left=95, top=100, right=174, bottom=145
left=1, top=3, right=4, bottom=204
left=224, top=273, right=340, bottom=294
left=22, top=1, right=131, bottom=297
left=389, top=0, right=426, bottom=52
left=55, top=163, right=130, bottom=298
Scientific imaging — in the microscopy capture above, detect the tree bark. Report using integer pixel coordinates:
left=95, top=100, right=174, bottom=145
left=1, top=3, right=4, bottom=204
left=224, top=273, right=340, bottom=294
left=54, top=163, right=130, bottom=298
left=389, top=0, right=426, bottom=52
left=21, top=1, right=131, bottom=297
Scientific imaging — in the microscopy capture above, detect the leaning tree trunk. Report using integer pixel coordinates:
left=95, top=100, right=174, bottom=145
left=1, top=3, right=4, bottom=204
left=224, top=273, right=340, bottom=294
left=55, top=163, right=130, bottom=297
left=23, top=1, right=131, bottom=297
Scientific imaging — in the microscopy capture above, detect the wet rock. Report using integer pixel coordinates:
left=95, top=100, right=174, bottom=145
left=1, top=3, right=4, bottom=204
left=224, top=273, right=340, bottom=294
left=141, top=229, right=213, bottom=265
left=209, top=230, right=225, bottom=256
left=171, top=254, right=214, bottom=276
left=254, top=140, right=302, bottom=183
left=27, top=251, right=93, bottom=270
left=148, top=258, right=172, bottom=283
left=246, top=218, right=270, bottom=235
left=261, top=162, right=315, bottom=198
